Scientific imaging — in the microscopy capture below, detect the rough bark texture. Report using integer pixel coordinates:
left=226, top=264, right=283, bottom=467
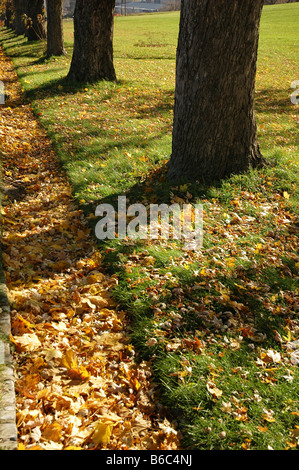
left=13, top=0, right=26, bottom=35
left=26, top=0, right=46, bottom=41
left=5, top=1, right=14, bottom=28
left=46, top=0, right=65, bottom=57
left=168, top=0, right=265, bottom=183
left=67, top=0, right=116, bottom=83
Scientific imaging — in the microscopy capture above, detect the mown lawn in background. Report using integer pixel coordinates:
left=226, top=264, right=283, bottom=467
left=0, top=4, right=299, bottom=450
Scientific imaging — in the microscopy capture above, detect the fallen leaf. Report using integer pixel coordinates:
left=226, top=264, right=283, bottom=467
left=261, top=349, right=281, bottom=364
left=90, top=421, right=113, bottom=446
left=61, top=349, right=91, bottom=381
left=42, top=422, right=63, bottom=442
left=61, top=349, right=78, bottom=370
left=12, top=333, right=41, bottom=352
left=206, top=381, right=223, bottom=399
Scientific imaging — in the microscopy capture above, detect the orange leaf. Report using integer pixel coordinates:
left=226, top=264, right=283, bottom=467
left=66, top=365, right=90, bottom=381
left=42, top=422, right=62, bottom=442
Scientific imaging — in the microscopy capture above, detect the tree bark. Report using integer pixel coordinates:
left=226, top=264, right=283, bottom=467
left=168, top=0, right=265, bottom=183
left=26, top=0, right=46, bottom=41
left=46, top=0, right=66, bottom=57
left=67, top=0, right=116, bottom=83
left=13, top=0, right=26, bottom=35
left=5, top=0, right=14, bottom=28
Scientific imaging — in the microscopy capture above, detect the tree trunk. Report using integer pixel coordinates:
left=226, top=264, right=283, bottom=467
left=26, top=0, right=46, bottom=41
left=67, top=0, right=116, bottom=83
left=168, top=0, right=265, bottom=183
left=46, top=0, right=66, bottom=57
left=13, top=0, right=26, bottom=35
left=5, top=1, right=14, bottom=28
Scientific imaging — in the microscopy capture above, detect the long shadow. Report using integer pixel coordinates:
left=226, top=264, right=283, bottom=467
left=0, top=29, right=44, bottom=57
left=86, top=162, right=299, bottom=360
left=70, top=84, right=298, bottom=230
left=255, top=87, right=296, bottom=115
left=73, top=85, right=298, bottom=351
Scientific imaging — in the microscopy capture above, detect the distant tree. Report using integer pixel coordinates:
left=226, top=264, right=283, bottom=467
left=168, top=0, right=265, bottom=183
left=67, top=0, right=116, bottom=83
left=4, top=0, right=14, bottom=28
left=46, top=0, right=65, bottom=57
left=162, top=0, right=181, bottom=11
left=25, top=0, right=46, bottom=41
left=12, top=0, right=26, bottom=35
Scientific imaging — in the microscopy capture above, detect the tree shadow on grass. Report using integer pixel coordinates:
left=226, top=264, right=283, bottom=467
left=255, top=87, right=295, bottom=115
left=0, top=29, right=44, bottom=57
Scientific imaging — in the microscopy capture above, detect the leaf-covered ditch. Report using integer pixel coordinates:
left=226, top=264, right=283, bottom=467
left=0, top=46, right=181, bottom=450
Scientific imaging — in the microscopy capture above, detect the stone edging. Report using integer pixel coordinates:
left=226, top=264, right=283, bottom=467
left=0, top=277, right=17, bottom=450
left=0, top=152, right=17, bottom=449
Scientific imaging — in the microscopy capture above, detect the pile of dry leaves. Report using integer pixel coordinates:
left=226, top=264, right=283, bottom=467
left=0, top=46, right=180, bottom=450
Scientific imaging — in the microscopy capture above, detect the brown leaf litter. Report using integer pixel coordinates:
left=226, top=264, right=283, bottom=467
left=0, top=45, right=181, bottom=450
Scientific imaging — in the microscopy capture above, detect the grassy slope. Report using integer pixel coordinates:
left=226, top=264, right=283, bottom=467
left=0, top=5, right=299, bottom=450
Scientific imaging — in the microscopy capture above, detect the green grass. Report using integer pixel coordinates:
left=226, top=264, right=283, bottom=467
left=0, top=4, right=299, bottom=450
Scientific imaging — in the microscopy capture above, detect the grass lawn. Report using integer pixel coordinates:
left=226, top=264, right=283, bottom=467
left=1, top=4, right=299, bottom=450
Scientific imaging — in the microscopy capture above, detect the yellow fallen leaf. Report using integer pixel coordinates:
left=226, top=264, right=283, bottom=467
left=262, top=408, right=275, bottom=422
left=132, top=378, right=142, bottom=391
left=263, top=416, right=276, bottom=423
left=222, top=294, right=230, bottom=302
left=11, top=315, right=35, bottom=335
left=87, top=295, right=111, bottom=308
left=61, top=349, right=90, bottom=381
left=257, top=425, right=268, bottom=433
left=42, top=422, right=62, bottom=442
left=86, top=272, right=105, bottom=284
left=96, top=332, right=127, bottom=351
left=282, top=326, right=292, bottom=342
left=61, top=349, right=78, bottom=369
left=254, top=243, right=263, bottom=253
left=67, top=365, right=90, bottom=381
left=283, top=191, right=290, bottom=199
left=91, top=421, right=113, bottom=446
left=225, top=257, right=236, bottom=268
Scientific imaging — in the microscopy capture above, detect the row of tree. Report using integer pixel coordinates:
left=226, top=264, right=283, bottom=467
left=3, top=0, right=65, bottom=57
left=3, top=0, right=116, bottom=81
left=2, top=0, right=265, bottom=182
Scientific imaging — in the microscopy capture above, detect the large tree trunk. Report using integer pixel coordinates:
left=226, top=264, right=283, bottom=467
left=168, top=0, right=265, bottom=183
left=13, top=0, right=26, bottom=35
left=26, top=0, right=46, bottom=41
left=67, top=0, right=116, bottom=83
left=46, top=0, right=66, bottom=57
